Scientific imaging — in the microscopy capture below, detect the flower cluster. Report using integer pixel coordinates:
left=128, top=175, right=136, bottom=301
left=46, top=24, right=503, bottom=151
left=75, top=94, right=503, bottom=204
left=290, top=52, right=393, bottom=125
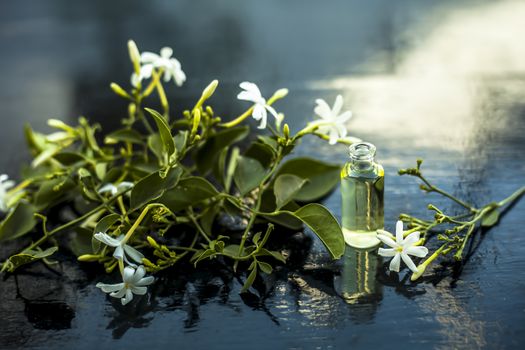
left=1, top=39, right=364, bottom=307
left=130, top=42, right=186, bottom=88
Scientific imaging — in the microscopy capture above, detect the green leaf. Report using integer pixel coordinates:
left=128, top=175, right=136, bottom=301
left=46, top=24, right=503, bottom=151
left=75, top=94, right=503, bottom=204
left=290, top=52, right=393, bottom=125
left=192, top=249, right=216, bottom=266
left=241, top=264, right=258, bottom=293
left=130, top=167, right=183, bottom=210
left=222, top=244, right=242, bottom=258
left=244, top=140, right=275, bottom=168
left=148, top=134, right=164, bottom=162
left=275, top=157, right=341, bottom=201
left=159, top=176, right=219, bottom=212
left=257, top=261, right=273, bottom=274
left=0, top=202, right=37, bottom=241
left=259, top=189, right=303, bottom=230
left=481, top=207, right=500, bottom=227
left=200, top=205, right=220, bottom=235
left=173, top=130, right=188, bottom=153
left=34, top=177, right=76, bottom=209
left=105, top=128, right=144, bottom=144
left=145, top=108, right=176, bottom=157
left=70, top=227, right=94, bottom=256
left=32, top=146, right=60, bottom=168
left=1, top=247, right=58, bottom=273
left=283, top=203, right=344, bottom=259
left=195, top=126, right=249, bottom=174
left=258, top=248, right=286, bottom=263
left=94, top=214, right=121, bottom=234
left=234, top=156, right=267, bottom=195
left=53, top=152, right=87, bottom=166
left=274, top=174, right=308, bottom=210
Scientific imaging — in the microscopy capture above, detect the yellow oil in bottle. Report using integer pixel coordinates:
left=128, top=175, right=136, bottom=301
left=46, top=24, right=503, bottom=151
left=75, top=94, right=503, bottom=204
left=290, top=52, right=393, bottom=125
left=341, top=142, right=384, bottom=249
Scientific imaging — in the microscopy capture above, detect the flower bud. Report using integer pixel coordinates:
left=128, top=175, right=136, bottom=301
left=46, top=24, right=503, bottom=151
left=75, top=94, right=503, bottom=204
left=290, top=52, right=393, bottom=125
left=78, top=254, right=100, bottom=262
left=48, top=119, right=74, bottom=132
left=410, top=264, right=427, bottom=281
left=202, top=80, right=219, bottom=100
left=127, top=40, right=141, bottom=74
left=274, top=88, right=289, bottom=99
left=147, top=236, right=160, bottom=249
left=283, top=123, right=290, bottom=139
left=110, top=82, right=131, bottom=99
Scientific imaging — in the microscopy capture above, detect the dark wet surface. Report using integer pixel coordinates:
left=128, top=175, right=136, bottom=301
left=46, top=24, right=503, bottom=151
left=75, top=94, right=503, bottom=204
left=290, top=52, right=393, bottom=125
left=1, top=0, right=525, bottom=349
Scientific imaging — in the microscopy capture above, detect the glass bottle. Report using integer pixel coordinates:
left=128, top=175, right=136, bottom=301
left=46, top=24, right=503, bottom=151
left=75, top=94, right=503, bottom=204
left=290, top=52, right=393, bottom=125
left=341, top=142, right=384, bottom=248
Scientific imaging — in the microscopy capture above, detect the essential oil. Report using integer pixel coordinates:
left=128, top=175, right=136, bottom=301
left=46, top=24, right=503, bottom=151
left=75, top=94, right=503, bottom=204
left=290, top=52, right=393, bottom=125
left=341, top=142, right=384, bottom=248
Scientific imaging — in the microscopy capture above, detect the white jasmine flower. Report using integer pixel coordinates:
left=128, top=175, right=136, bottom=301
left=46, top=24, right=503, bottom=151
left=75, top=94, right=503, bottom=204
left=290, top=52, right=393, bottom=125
left=132, top=47, right=186, bottom=87
left=97, top=181, right=134, bottom=196
left=311, top=95, right=353, bottom=145
left=377, top=220, right=429, bottom=273
left=237, top=82, right=279, bottom=129
left=94, top=232, right=144, bottom=265
left=96, top=265, right=154, bottom=305
left=0, top=174, right=16, bottom=212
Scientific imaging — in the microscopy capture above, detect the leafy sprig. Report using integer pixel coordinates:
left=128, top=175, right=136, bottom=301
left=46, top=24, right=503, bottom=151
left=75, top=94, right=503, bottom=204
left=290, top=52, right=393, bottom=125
left=398, top=159, right=525, bottom=281
left=0, top=40, right=355, bottom=302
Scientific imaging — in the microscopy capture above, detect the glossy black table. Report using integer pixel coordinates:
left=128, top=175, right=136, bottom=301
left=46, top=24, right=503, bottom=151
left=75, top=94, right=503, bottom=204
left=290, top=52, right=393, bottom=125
left=1, top=1, right=524, bottom=349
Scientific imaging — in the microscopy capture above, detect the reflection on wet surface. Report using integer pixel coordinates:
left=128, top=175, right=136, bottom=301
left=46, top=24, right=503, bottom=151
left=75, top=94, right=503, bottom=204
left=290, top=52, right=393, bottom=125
left=1, top=0, right=525, bottom=349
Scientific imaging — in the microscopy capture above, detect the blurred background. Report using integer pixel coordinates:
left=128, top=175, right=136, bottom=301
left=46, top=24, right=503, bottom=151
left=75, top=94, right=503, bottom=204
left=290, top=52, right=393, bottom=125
left=1, top=0, right=525, bottom=348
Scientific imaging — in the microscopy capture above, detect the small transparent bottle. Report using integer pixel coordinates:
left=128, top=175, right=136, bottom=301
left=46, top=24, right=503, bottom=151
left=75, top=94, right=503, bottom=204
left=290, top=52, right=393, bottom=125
left=341, top=142, right=384, bottom=248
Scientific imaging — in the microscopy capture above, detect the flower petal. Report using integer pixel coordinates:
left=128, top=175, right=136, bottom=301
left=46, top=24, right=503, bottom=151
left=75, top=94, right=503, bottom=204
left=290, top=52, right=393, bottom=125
left=377, top=229, right=395, bottom=238
left=113, top=245, right=125, bottom=261
left=130, top=286, right=148, bottom=295
left=174, top=69, right=186, bottom=87
left=252, top=104, right=268, bottom=129
left=130, top=265, right=146, bottom=283
left=265, top=105, right=279, bottom=119
left=139, top=64, right=154, bottom=79
left=94, top=232, right=121, bottom=247
left=377, top=234, right=399, bottom=249
left=98, top=184, right=117, bottom=195
left=328, top=127, right=339, bottom=145
left=403, top=231, right=421, bottom=247
left=96, top=282, right=124, bottom=293
left=110, top=288, right=127, bottom=299
left=239, top=82, right=261, bottom=96
left=337, top=111, right=353, bottom=123
left=378, top=248, right=397, bottom=257
left=140, top=52, right=159, bottom=63
left=122, top=266, right=136, bottom=283
left=401, top=252, right=418, bottom=273
left=160, top=47, right=173, bottom=59
left=237, top=90, right=258, bottom=103
left=389, top=253, right=401, bottom=272
left=314, top=99, right=332, bottom=119
left=116, top=182, right=134, bottom=192
left=405, top=245, right=429, bottom=258
left=121, top=289, right=134, bottom=305
left=124, top=244, right=145, bottom=264
left=136, top=276, right=155, bottom=286
left=396, top=220, right=404, bottom=243
left=332, top=95, right=344, bottom=116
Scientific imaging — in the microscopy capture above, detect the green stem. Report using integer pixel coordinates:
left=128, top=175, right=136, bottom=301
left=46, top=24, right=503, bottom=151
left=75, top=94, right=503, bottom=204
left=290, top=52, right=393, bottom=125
left=122, top=203, right=160, bottom=244
left=188, top=208, right=212, bottom=243
left=411, top=242, right=449, bottom=281
left=418, top=174, right=475, bottom=211
left=23, top=194, right=123, bottom=252
left=236, top=149, right=284, bottom=260
left=497, top=186, right=525, bottom=207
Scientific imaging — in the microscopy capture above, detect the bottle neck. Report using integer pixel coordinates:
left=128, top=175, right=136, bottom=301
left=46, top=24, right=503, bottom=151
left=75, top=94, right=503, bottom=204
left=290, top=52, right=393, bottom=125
left=348, top=142, right=377, bottom=173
